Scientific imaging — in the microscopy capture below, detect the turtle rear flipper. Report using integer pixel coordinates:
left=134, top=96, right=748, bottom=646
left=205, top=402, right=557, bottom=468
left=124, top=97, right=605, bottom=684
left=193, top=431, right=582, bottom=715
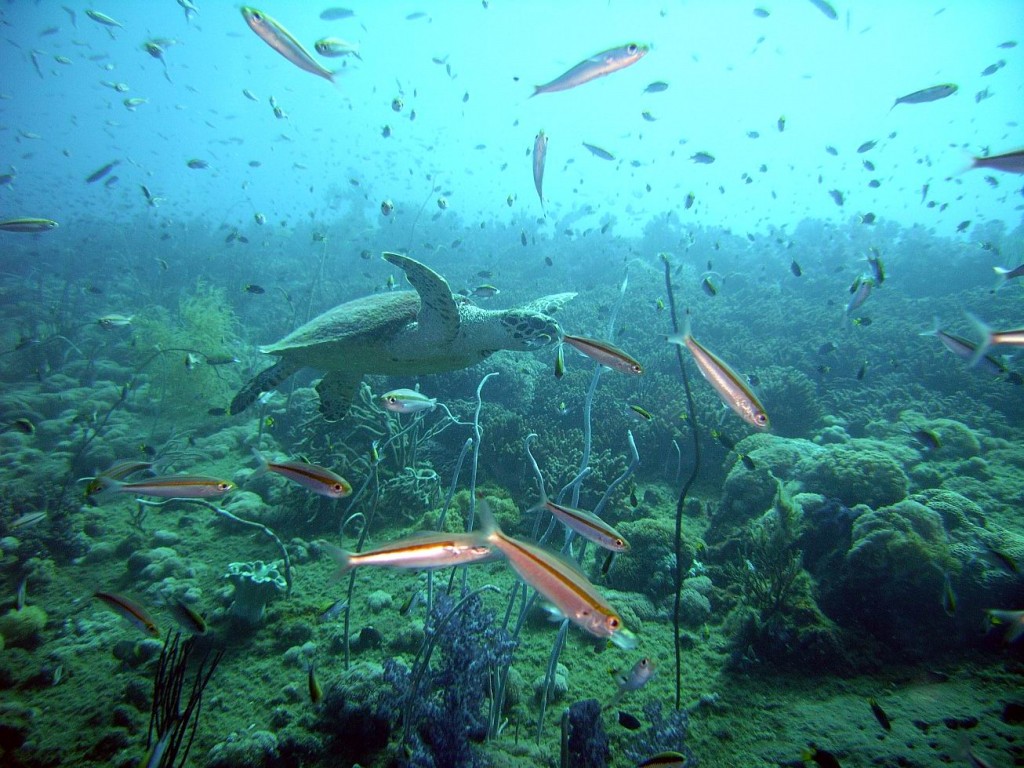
left=316, top=370, right=363, bottom=422
left=229, top=360, right=300, bottom=415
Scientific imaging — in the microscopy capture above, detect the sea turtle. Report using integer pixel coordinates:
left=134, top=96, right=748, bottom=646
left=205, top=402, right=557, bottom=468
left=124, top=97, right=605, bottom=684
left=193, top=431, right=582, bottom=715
left=230, top=252, right=575, bottom=421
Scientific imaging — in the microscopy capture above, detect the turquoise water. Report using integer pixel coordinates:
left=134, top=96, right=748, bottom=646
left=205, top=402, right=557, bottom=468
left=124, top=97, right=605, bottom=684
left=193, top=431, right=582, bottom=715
left=0, top=2, right=1022, bottom=767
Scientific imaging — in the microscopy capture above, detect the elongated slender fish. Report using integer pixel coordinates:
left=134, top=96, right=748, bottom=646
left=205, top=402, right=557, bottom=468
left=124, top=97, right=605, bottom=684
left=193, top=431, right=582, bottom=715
left=88, top=474, right=236, bottom=503
left=533, top=130, right=548, bottom=209
left=0, top=218, right=58, bottom=233
left=252, top=449, right=351, bottom=498
left=920, top=318, right=1007, bottom=376
left=532, top=43, right=648, bottom=96
left=479, top=501, right=638, bottom=649
left=970, top=148, right=1024, bottom=174
left=241, top=7, right=335, bottom=82
left=86, top=160, right=120, bottom=183
left=324, top=532, right=497, bottom=574
left=582, top=142, right=615, bottom=161
left=891, top=83, right=957, bottom=109
left=562, top=333, right=643, bottom=375
left=667, top=320, right=770, bottom=430
left=85, top=10, right=123, bottom=28
left=94, top=591, right=159, bottom=637
left=542, top=499, right=629, bottom=552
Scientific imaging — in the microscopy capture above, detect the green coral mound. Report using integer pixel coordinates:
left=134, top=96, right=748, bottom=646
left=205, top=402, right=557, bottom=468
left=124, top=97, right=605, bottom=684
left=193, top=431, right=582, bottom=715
left=797, top=439, right=908, bottom=509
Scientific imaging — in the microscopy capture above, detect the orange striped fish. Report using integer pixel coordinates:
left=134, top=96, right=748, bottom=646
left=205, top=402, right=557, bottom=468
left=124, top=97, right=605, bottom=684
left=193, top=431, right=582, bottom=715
left=324, top=532, right=497, bottom=575
left=253, top=450, right=351, bottom=498
left=562, top=334, right=643, bottom=375
left=667, top=320, right=769, bottom=430
left=88, top=474, right=236, bottom=503
left=94, top=591, right=160, bottom=637
left=479, top=501, right=637, bottom=649
left=542, top=500, right=629, bottom=552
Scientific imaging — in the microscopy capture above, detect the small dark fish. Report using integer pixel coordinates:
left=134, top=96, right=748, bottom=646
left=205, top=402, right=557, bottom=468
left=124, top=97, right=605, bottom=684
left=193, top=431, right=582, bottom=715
left=186, top=158, right=208, bottom=169
left=641, top=111, right=657, bottom=122
left=629, top=488, right=638, bottom=507
left=244, top=283, right=266, bottom=294
left=802, top=746, right=841, bottom=768
left=807, top=0, right=838, bottom=20
left=957, top=220, right=971, bottom=233
left=790, top=260, right=802, bottom=277
left=909, top=428, right=941, bottom=451
left=941, top=571, right=957, bottom=617
left=856, top=362, right=867, bottom=380
left=868, top=179, right=881, bottom=188
left=860, top=212, right=876, bottom=224
left=86, top=160, right=120, bottom=183
left=825, top=145, right=838, bottom=155
left=521, top=230, right=528, bottom=246
left=618, top=710, right=642, bottom=730
left=582, top=142, right=615, bottom=161
left=170, top=600, right=208, bottom=635
left=868, top=698, right=891, bottom=731
left=6, top=417, right=35, bottom=435
left=205, top=355, right=240, bottom=366
left=140, top=444, right=157, bottom=458
left=319, top=598, right=348, bottom=623
left=857, top=140, right=877, bottom=153
left=544, top=256, right=553, bottom=266
left=308, top=663, right=323, bottom=704
left=319, top=7, right=355, bottom=20
left=981, top=60, right=1005, bottom=76
left=753, top=7, right=770, bottom=17
left=818, top=342, right=838, bottom=355
left=691, top=152, right=715, bottom=164
left=892, top=83, right=958, bottom=109
left=971, top=148, right=1024, bottom=175
left=998, top=40, right=1017, bottom=48
left=405, top=11, right=428, bottom=20
left=740, top=454, right=756, bottom=471
left=828, top=189, right=844, bottom=206
left=777, top=115, right=786, bottom=132
left=852, top=317, right=872, bottom=327
left=644, top=81, right=669, bottom=93
left=684, top=192, right=695, bottom=209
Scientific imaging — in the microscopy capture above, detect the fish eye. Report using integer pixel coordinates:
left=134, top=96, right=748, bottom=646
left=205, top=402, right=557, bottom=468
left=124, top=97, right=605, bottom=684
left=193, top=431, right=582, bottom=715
left=632, top=364, right=642, bottom=374
left=627, top=43, right=638, bottom=54
left=608, top=616, right=620, bottom=629
left=615, top=538, right=625, bottom=548
left=333, top=483, right=345, bottom=493
left=218, top=482, right=232, bottom=491
left=755, top=413, right=768, bottom=426
left=251, top=11, right=263, bottom=22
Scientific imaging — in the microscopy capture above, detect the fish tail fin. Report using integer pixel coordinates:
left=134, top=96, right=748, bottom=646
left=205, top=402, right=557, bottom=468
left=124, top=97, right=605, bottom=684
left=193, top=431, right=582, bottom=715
left=993, top=266, right=1010, bottom=291
left=919, top=316, right=942, bottom=338
left=87, top=475, right=123, bottom=504
left=665, top=315, right=692, bottom=346
left=476, top=496, right=503, bottom=542
left=323, top=542, right=354, bottom=578
left=250, top=447, right=269, bottom=478
left=965, top=312, right=993, bottom=367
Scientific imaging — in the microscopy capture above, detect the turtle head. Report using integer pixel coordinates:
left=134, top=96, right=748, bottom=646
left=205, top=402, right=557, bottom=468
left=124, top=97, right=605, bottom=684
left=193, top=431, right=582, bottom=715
left=499, top=310, right=561, bottom=350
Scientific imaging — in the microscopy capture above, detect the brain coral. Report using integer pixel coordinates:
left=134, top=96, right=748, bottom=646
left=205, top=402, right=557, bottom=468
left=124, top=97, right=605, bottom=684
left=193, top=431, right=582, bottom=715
left=796, top=439, right=908, bottom=509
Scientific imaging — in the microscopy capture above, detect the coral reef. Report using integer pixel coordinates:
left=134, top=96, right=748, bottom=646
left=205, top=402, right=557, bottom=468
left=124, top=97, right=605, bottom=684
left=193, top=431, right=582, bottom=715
left=224, top=560, right=287, bottom=626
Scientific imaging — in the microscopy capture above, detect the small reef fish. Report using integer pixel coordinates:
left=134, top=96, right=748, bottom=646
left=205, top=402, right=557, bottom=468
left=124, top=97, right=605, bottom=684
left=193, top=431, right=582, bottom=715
left=324, top=532, right=496, bottom=574
left=0, top=218, right=58, bottom=233
left=532, top=43, right=648, bottom=96
left=582, top=142, right=615, bottom=161
left=643, top=81, right=669, bottom=93
left=244, top=283, right=266, bottom=294
left=319, top=7, right=355, bottom=20
left=241, top=7, right=336, bottom=83
left=86, top=160, right=119, bottom=183
left=380, top=388, right=437, bottom=414
left=807, top=0, right=838, bottom=19
left=469, top=284, right=500, bottom=298
left=867, top=249, right=886, bottom=285
left=169, top=600, right=207, bottom=635
left=609, top=657, right=656, bottom=707
left=667, top=320, right=770, bottom=430
left=802, top=746, right=842, bottom=767
left=846, top=276, right=874, bottom=315
left=252, top=450, right=351, bottom=498
left=85, top=9, right=123, bottom=29
left=554, top=344, right=565, bottom=379
left=628, top=405, right=652, bottom=421
left=561, top=334, right=643, bottom=375
left=966, top=313, right=1024, bottom=367
left=533, top=130, right=548, bottom=209
left=319, top=598, right=348, bottom=623
left=541, top=499, right=630, bottom=552
left=97, top=314, right=133, bottom=329
left=11, top=511, right=46, bottom=529
left=308, top=663, right=323, bottom=704
left=987, top=609, right=1024, bottom=643
left=618, top=710, right=642, bottom=730
left=868, top=697, right=891, bottom=731
left=970, top=148, right=1024, bottom=174
left=94, top=591, right=159, bottom=637
left=479, top=500, right=638, bottom=649
left=314, top=37, right=362, bottom=59
left=88, top=474, right=236, bottom=503
left=637, top=752, right=690, bottom=768
left=891, top=83, right=957, bottom=109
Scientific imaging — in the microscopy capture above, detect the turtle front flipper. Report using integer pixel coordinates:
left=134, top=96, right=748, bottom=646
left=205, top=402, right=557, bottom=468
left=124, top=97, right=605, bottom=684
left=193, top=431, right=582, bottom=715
left=316, top=370, right=363, bottom=422
left=230, top=360, right=301, bottom=415
left=382, top=252, right=461, bottom=345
